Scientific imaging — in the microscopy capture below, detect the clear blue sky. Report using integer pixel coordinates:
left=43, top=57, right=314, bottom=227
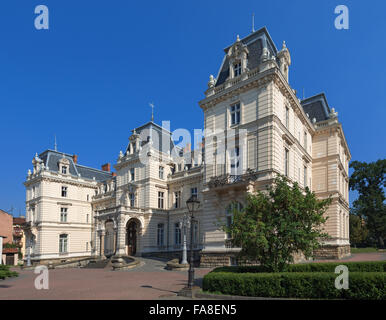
left=0, top=0, right=385, bottom=216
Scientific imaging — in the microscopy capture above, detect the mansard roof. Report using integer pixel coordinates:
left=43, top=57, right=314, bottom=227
left=215, top=27, right=279, bottom=87
left=301, top=93, right=331, bottom=123
left=126, top=121, right=181, bottom=158
left=38, top=150, right=112, bottom=182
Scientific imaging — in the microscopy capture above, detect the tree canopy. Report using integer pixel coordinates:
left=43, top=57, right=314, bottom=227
left=349, top=159, right=386, bottom=248
left=224, top=175, right=331, bottom=272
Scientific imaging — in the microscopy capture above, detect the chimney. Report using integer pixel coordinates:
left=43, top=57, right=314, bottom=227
left=101, top=163, right=111, bottom=172
left=112, top=172, right=117, bottom=177
left=72, top=154, right=78, bottom=164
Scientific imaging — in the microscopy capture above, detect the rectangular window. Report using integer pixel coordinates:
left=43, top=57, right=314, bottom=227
left=304, top=166, right=307, bottom=187
left=61, top=186, right=68, bottom=197
left=157, top=223, right=164, bottom=246
left=230, top=147, right=240, bottom=174
left=86, top=214, right=89, bottom=223
left=159, top=166, right=164, bottom=179
left=158, top=192, right=164, bottom=209
left=59, top=234, right=68, bottom=253
left=62, top=166, right=67, bottom=174
left=191, top=187, right=198, bottom=197
left=174, top=223, right=181, bottom=246
left=304, top=132, right=307, bottom=151
left=86, top=242, right=88, bottom=251
left=234, top=62, right=242, bottom=77
left=285, top=106, right=289, bottom=128
left=174, top=191, right=181, bottom=209
left=230, top=103, right=241, bottom=126
left=129, top=193, right=135, bottom=207
left=60, top=207, right=68, bottom=222
left=193, top=222, right=199, bottom=244
left=130, top=168, right=135, bottom=181
left=284, top=148, right=289, bottom=177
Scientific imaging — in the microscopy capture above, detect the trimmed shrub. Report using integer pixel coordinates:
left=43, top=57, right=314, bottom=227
left=203, top=271, right=386, bottom=300
left=0, top=265, right=18, bottom=280
left=211, top=261, right=386, bottom=274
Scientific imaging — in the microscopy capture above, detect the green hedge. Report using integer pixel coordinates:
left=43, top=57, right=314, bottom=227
left=0, top=265, right=18, bottom=280
left=211, top=261, right=386, bottom=273
left=203, top=271, right=386, bottom=299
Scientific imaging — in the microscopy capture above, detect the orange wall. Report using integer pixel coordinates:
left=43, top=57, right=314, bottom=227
left=0, top=210, right=13, bottom=244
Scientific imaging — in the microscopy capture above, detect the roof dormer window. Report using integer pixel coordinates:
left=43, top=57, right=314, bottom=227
left=233, top=62, right=242, bottom=77
left=62, top=166, right=67, bottom=174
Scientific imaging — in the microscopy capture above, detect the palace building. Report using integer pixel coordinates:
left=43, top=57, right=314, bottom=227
left=24, top=27, right=351, bottom=266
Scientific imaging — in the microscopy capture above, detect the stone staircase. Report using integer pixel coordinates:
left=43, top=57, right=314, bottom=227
left=82, top=258, right=111, bottom=269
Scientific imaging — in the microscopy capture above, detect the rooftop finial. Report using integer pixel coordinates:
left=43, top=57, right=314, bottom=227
left=54, top=134, right=57, bottom=151
left=149, top=102, right=154, bottom=122
left=236, top=34, right=240, bottom=42
left=282, top=40, right=286, bottom=49
left=252, top=13, right=255, bottom=33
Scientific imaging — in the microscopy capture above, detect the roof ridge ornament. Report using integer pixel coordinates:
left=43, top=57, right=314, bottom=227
left=236, top=34, right=240, bottom=42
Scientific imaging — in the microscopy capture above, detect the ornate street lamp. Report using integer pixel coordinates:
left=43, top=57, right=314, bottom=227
left=186, top=194, right=200, bottom=289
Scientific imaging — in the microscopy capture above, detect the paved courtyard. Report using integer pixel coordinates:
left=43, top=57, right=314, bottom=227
left=0, top=258, right=212, bottom=300
left=0, top=253, right=384, bottom=300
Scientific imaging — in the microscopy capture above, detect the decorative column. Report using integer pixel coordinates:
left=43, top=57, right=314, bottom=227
left=116, top=215, right=127, bottom=256
left=99, top=230, right=106, bottom=258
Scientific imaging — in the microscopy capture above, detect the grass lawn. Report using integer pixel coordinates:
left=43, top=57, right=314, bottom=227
left=351, top=247, right=378, bottom=253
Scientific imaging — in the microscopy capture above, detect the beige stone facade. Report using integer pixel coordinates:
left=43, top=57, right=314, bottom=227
left=24, top=27, right=351, bottom=266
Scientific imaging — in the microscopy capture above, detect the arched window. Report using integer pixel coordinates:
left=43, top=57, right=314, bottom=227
left=225, top=202, right=243, bottom=239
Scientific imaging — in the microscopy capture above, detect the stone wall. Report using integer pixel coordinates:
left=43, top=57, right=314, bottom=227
left=313, top=245, right=351, bottom=260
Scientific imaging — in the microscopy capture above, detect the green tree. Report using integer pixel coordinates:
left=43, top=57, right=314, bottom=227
left=349, top=160, right=386, bottom=248
left=349, top=213, right=368, bottom=247
left=224, top=175, right=331, bottom=272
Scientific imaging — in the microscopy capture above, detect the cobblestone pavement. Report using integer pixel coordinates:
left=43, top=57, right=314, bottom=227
left=0, top=258, right=212, bottom=300
left=1, top=253, right=384, bottom=300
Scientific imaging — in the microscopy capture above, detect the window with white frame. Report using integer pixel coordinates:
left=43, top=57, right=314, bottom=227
left=284, top=148, right=289, bottom=177
left=304, top=166, right=307, bottom=187
left=130, top=168, right=135, bottom=181
left=304, top=131, right=307, bottom=150
left=60, top=207, right=68, bottom=222
left=191, top=187, right=198, bottom=197
left=157, top=223, right=164, bottom=246
left=193, top=222, right=199, bottom=244
left=61, top=186, right=68, bottom=197
left=158, top=191, right=164, bottom=209
left=174, top=223, right=181, bottom=246
left=174, top=191, right=181, bottom=209
left=61, top=166, right=67, bottom=174
left=285, top=106, right=289, bottom=128
left=229, top=147, right=240, bottom=174
left=129, top=193, right=135, bottom=207
left=59, top=234, right=68, bottom=253
left=159, top=166, right=164, bottom=179
left=233, top=62, right=242, bottom=77
left=230, top=103, right=241, bottom=126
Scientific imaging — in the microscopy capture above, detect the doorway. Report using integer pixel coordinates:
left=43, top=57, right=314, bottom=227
left=126, top=220, right=137, bottom=256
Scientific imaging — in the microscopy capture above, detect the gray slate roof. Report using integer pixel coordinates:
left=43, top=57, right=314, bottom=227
left=126, top=121, right=181, bottom=158
left=216, top=27, right=279, bottom=87
left=301, top=93, right=331, bottom=123
left=38, top=150, right=112, bottom=182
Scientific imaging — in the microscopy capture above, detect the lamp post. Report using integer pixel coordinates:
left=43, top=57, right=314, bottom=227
left=179, top=214, right=189, bottom=265
left=186, top=195, right=200, bottom=289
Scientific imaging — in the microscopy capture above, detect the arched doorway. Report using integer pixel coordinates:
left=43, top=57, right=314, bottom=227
left=104, top=220, right=115, bottom=257
left=126, top=219, right=138, bottom=256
